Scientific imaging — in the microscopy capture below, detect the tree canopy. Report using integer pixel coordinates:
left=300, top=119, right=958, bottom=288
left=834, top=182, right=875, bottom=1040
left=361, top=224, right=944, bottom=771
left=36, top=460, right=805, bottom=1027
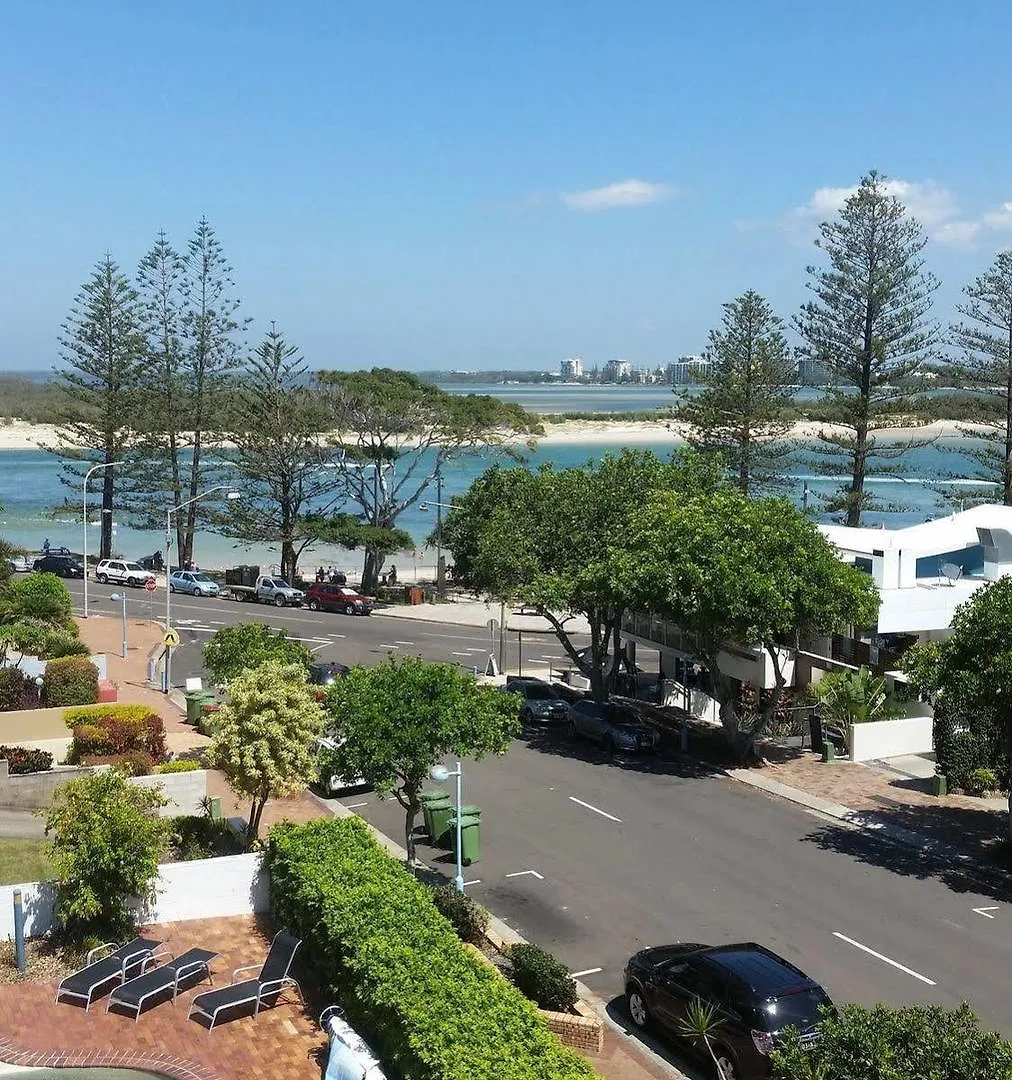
left=202, top=622, right=314, bottom=687
left=323, top=656, right=520, bottom=864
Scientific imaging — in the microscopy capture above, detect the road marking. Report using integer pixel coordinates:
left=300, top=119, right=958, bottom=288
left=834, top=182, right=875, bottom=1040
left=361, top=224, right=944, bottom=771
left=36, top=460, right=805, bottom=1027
left=452, top=652, right=473, bottom=657
left=570, top=967, right=602, bottom=979
left=974, top=906, right=999, bottom=919
left=394, top=640, right=415, bottom=646
left=831, top=932, right=936, bottom=985
left=568, top=796, right=622, bottom=823
left=345, top=801, right=369, bottom=809
left=466, top=647, right=486, bottom=653
left=328, top=633, right=346, bottom=639
left=505, top=870, right=544, bottom=880
left=310, top=642, right=331, bottom=653
left=379, top=643, right=401, bottom=650
left=464, top=879, right=482, bottom=886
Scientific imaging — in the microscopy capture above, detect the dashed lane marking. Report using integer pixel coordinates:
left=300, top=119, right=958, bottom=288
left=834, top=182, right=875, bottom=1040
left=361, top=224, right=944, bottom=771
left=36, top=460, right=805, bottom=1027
left=568, top=796, right=622, bottom=823
left=832, top=932, right=936, bottom=985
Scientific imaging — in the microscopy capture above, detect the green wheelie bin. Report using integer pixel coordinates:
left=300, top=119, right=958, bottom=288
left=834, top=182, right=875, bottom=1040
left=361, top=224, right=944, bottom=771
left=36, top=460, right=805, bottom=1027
left=450, top=811, right=481, bottom=865
left=419, top=791, right=449, bottom=840
left=428, top=796, right=455, bottom=846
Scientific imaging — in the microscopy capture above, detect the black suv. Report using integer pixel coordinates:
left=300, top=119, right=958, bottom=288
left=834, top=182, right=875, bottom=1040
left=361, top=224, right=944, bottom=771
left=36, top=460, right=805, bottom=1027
left=624, top=942, right=831, bottom=1080
left=31, top=554, right=85, bottom=578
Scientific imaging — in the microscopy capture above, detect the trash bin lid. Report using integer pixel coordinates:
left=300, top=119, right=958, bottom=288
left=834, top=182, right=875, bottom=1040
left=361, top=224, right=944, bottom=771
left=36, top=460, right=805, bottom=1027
left=419, top=791, right=450, bottom=805
left=458, top=804, right=481, bottom=818
left=450, top=813, right=480, bottom=826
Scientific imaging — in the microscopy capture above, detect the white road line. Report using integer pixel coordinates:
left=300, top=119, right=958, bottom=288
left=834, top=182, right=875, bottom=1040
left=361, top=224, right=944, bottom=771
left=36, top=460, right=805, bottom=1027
left=465, top=647, right=486, bottom=653
left=505, top=870, right=544, bottom=880
left=394, top=640, right=415, bottom=646
left=452, top=652, right=473, bottom=657
left=570, top=967, right=603, bottom=979
left=345, top=801, right=369, bottom=809
left=378, top=643, right=401, bottom=650
left=974, top=906, right=999, bottom=919
left=568, top=796, right=622, bottom=823
left=310, top=643, right=331, bottom=653
left=831, top=932, right=936, bottom=985
left=328, top=633, right=346, bottom=639
left=464, top=879, right=482, bottom=886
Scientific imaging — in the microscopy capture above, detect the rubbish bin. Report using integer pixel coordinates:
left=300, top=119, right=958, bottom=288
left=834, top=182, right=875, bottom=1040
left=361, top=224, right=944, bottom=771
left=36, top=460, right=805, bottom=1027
left=458, top=804, right=481, bottom=822
left=428, top=796, right=455, bottom=846
left=808, top=713, right=824, bottom=754
left=199, top=701, right=221, bottom=736
left=450, top=813, right=481, bottom=865
left=409, top=586, right=424, bottom=606
left=185, top=691, right=204, bottom=725
left=419, top=791, right=450, bottom=840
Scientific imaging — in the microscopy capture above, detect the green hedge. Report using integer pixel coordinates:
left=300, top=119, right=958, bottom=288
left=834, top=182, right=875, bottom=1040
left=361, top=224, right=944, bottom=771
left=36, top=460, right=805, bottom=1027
left=64, top=703, right=162, bottom=728
left=42, top=656, right=99, bottom=708
left=266, top=817, right=600, bottom=1080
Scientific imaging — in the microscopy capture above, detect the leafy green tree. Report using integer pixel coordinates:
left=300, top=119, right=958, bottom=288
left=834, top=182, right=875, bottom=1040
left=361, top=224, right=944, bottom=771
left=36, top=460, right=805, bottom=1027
left=206, top=660, right=324, bottom=848
left=44, top=770, right=171, bottom=941
left=814, top=665, right=902, bottom=745
left=773, top=1001, right=1012, bottom=1080
left=46, top=255, right=145, bottom=559
left=623, top=490, right=880, bottom=760
left=219, top=324, right=345, bottom=581
left=442, top=449, right=729, bottom=702
left=796, top=171, right=941, bottom=525
left=946, top=249, right=1012, bottom=504
left=202, top=622, right=313, bottom=687
left=297, top=513, right=414, bottom=573
left=319, top=368, right=542, bottom=593
left=323, top=656, right=520, bottom=864
left=901, top=578, right=1012, bottom=831
left=675, top=290, right=796, bottom=494
left=0, top=572, right=75, bottom=628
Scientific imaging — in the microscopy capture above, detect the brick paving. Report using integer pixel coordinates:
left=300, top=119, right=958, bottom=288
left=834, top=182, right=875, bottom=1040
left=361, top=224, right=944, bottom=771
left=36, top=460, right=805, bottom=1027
left=0, top=916, right=326, bottom=1080
left=757, top=748, right=1008, bottom=858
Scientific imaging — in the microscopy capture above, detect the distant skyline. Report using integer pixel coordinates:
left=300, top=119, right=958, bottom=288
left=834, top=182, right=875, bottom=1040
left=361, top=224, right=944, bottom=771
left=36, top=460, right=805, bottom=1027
left=2, top=1, right=1012, bottom=371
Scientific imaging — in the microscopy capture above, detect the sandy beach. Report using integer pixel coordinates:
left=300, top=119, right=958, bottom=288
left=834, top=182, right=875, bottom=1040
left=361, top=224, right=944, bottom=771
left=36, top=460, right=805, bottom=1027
left=0, top=417, right=985, bottom=452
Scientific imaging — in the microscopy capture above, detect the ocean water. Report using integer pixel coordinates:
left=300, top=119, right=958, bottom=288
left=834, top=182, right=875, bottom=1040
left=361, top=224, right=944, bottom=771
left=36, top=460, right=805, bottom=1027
left=0, top=432, right=993, bottom=574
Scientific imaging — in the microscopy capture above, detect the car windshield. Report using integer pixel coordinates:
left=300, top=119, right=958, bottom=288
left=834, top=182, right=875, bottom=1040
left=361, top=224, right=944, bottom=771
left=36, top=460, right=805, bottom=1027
left=764, top=988, right=831, bottom=1032
left=525, top=685, right=557, bottom=700
left=192, top=573, right=214, bottom=583
left=339, top=588, right=358, bottom=596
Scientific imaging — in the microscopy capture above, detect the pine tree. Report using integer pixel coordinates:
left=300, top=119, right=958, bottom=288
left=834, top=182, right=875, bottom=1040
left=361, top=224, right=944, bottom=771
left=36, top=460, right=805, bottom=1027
left=795, top=171, right=941, bottom=526
left=219, top=324, right=344, bottom=581
left=47, top=256, right=145, bottom=559
left=947, top=250, right=1012, bottom=504
left=674, top=290, right=795, bottom=495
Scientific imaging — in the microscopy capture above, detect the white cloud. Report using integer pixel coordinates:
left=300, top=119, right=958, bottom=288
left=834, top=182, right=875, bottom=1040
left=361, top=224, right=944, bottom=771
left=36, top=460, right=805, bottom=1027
left=789, top=179, right=958, bottom=229
left=982, top=202, right=1012, bottom=230
left=932, top=220, right=981, bottom=247
left=561, top=179, right=677, bottom=212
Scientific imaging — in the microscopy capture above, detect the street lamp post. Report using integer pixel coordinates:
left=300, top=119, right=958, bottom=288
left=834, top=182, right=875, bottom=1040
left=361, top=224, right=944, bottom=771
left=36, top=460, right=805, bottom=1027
left=109, top=592, right=128, bottom=658
left=430, top=761, right=464, bottom=893
left=83, top=461, right=124, bottom=618
left=164, top=486, right=241, bottom=693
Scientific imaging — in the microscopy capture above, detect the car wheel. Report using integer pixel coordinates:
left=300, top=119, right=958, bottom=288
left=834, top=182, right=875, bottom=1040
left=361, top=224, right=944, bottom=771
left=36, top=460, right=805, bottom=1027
left=169, top=583, right=176, bottom=593
left=712, top=1047, right=739, bottom=1080
left=567, top=720, right=578, bottom=740
left=97, top=573, right=108, bottom=584
left=521, top=708, right=534, bottom=726
left=128, top=577, right=139, bottom=587
left=603, top=736, right=616, bottom=756
left=274, top=595, right=286, bottom=607
left=308, top=599, right=320, bottom=611
left=345, top=604, right=356, bottom=615
left=626, top=986, right=650, bottom=1029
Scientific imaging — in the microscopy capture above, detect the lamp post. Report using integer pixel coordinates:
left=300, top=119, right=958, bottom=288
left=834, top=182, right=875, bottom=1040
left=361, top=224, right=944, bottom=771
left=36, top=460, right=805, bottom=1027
left=83, top=460, right=124, bottom=618
left=430, top=761, right=464, bottom=893
left=164, top=486, right=241, bottom=693
left=419, top=494, right=454, bottom=597
left=109, top=592, right=128, bottom=658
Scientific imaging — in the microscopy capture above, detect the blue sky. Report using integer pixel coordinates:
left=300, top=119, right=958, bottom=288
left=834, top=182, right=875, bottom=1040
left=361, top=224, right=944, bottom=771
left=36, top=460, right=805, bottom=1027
left=2, top=0, right=1011, bottom=372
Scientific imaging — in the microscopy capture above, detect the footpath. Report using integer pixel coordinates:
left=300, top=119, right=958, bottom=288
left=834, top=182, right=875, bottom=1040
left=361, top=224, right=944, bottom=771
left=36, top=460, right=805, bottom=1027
left=374, top=596, right=592, bottom=635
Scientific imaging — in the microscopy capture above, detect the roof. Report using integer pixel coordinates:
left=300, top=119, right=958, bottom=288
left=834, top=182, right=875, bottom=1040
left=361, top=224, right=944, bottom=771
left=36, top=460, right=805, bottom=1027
left=705, top=945, right=810, bottom=995
left=820, top=503, right=1012, bottom=557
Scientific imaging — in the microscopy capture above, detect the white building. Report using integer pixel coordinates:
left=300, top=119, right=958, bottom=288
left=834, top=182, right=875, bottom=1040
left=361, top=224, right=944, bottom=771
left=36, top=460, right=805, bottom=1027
left=666, top=355, right=710, bottom=384
left=602, top=358, right=632, bottom=382
left=560, top=356, right=583, bottom=380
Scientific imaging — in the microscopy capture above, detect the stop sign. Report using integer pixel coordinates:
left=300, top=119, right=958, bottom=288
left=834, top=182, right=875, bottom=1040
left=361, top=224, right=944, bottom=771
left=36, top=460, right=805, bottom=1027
left=145, top=578, right=156, bottom=593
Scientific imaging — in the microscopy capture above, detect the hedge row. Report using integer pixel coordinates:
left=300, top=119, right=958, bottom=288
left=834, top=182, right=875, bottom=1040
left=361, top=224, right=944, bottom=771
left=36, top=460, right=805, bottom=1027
left=67, top=711, right=167, bottom=766
left=0, top=745, right=54, bottom=774
left=64, top=703, right=162, bottom=727
left=266, top=817, right=600, bottom=1080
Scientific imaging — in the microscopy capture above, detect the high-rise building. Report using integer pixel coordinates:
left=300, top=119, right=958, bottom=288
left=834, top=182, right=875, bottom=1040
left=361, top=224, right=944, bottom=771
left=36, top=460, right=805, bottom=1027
left=602, top=358, right=632, bottom=382
left=560, top=356, right=583, bottom=380
left=666, top=355, right=710, bottom=384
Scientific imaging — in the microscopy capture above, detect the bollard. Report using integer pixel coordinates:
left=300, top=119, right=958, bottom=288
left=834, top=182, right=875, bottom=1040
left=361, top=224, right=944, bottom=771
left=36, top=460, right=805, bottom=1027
left=679, top=724, right=689, bottom=754
left=13, top=888, right=26, bottom=972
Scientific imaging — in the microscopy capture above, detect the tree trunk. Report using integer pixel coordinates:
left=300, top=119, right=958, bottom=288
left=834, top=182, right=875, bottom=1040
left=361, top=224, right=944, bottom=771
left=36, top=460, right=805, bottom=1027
left=362, top=546, right=384, bottom=595
left=403, top=797, right=420, bottom=867
left=100, top=463, right=115, bottom=559
left=281, top=539, right=297, bottom=583
left=247, top=794, right=268, bottom=850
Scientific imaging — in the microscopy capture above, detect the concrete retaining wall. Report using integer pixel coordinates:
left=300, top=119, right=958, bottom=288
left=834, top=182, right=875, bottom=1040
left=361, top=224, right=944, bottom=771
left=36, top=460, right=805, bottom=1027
left=0, top=852, right=268, bottom=939
left=131, top=769, right=208, bottom=816
left=0, top=706, right=70, bottom=744
left=849, top=715, right=934, bottom=762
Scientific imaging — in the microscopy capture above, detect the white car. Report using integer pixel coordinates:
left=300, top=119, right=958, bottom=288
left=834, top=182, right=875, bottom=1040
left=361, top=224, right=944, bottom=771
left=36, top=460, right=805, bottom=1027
left=317, top=736, right=368, bottom=796
left=95, top=559, right=157, bottom=587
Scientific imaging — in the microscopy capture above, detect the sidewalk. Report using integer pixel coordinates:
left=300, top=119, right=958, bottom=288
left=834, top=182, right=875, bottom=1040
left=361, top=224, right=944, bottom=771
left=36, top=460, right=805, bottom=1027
left=374, top=597, right=591, bottom=635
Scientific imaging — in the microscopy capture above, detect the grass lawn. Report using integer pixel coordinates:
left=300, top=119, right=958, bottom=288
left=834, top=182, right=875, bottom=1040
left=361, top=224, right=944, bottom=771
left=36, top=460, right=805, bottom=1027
left=0, top=838, right=53, bottom=885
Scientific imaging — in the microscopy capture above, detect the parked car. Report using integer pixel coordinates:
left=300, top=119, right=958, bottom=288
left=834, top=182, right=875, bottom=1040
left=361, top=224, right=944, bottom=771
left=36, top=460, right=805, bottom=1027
left=169, top=570, right=220, bottom=596
left=308, top=661, right=350, bottom=686
left=566, top=698, right=660, bottom=753
left=501, top=677, right=569, bottom=725
left=624, top=942, right=832, bottom=1080
left=305, top=582, right=374, bottom=615
left=136, top=552, right=165, bottom=571
left=254, top=575, right=304, bottom=607
left=31, top=554, right=85, bottom=578
left=8, top=554, right=33, bottom=573
left=95, top=559, right=156, bottom=587
left=317, top=735, right=367, bottom=795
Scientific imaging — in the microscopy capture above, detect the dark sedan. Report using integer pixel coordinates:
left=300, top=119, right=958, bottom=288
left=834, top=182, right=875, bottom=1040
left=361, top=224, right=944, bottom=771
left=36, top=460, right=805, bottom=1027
left=501, top=677, right=570, bottom=725
left=31, top=554, right=85, bottom=578
left=566, top=698, right=660, bottom=753
left=624, top=942, right=831, bottom=1080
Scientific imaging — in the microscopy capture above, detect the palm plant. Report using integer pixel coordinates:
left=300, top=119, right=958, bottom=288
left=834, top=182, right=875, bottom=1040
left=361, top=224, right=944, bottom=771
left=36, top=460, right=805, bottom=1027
left=677, top=996, right=734, bottom=1080
left=815, top=664, right=901, bottom=746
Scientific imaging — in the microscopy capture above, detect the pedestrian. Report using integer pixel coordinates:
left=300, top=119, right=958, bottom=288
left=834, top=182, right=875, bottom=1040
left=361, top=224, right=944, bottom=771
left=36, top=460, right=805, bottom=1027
left=316, top=566, right=325, bottom=583
left=42, top=537, right=50, bottom=554
left=387, top=564, right=398, bottom=585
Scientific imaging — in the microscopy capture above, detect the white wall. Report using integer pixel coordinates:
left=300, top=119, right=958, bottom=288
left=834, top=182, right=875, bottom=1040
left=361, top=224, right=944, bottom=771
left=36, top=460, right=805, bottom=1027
left=130, top=770, right=208, bottom=817
left=0, top=853, right=268, bottom=940
left=849, top=715, right=934, bottom=762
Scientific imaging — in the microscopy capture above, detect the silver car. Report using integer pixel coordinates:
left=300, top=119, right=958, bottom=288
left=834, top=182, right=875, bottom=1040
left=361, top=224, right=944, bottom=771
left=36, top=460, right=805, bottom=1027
left=169, top=570, right=220, bottom=596
left=567, top=699, right=661, bottom=754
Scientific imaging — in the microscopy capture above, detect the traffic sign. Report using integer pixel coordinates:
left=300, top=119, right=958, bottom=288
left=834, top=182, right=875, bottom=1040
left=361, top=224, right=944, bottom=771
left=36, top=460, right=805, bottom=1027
left=144, top=578, right=156, bottom=593
left=163, top=628, right=181, bottom=649
left=486, top=618, right=500, bottom=634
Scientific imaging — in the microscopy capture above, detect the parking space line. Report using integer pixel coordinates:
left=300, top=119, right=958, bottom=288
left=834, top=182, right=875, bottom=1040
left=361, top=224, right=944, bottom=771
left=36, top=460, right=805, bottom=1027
left=568, top=796, right=622, bottom=823
left=464, top=879, right=482, bottom=886
left=570, top=967, right=603, bottom=979
left=378, top=643, right=401, bottom=650
left=505, top=870, right=544, bottom=880
left=394, top=640, right=415, bottom=646
left=832, top=932, right=936, bottom=985
left=452, top=652, right=473, bottom=657
left=345, top=802, right=369, bottom=809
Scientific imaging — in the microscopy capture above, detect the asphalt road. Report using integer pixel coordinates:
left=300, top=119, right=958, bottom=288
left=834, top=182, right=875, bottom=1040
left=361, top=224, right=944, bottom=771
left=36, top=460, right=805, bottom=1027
left=66, top=579, right=586, bottom=688
left=334, top=727, right=1012, bottom=1043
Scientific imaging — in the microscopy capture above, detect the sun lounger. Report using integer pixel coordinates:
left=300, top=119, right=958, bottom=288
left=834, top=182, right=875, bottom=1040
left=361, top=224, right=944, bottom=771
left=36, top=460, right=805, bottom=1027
left=107, top=947, right=218, bottom=1021
left=56, top=936, right=163, bottom=1010
left=188, top=931, right=301, bottom=1031
left=321, top=1005, right=387, bottom=1080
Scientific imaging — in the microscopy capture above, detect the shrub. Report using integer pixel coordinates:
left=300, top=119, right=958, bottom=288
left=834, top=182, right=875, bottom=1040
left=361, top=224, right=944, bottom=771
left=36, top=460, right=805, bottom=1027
left=266, top=817, right=598, bottom=1080
left=64, top=703, right=161, bottom=728
left=45, top=633, right=91, bottom=660
left=43, top=770, right=170, bottom=941
left=42, top=656, right=99, bottom=708
left=507, top=943, right=579, bottom=1012
left=114, top=750, right=156, bottom=777
left=0, top=745, right=53, bottom=774
left=169, top=814, right=242, bottom=861
left=0, top=667, right=40, bottom=712
left=68, top=711, right=167, bottom=765
left=933, top=705, right=1004, bottom=792
left=431, top=883, right=490, bottom=944
left=965, top=767, right=998, bottom=797
left=158, top=758, right=201, bottom=773
left=0, top=572, right=74, bottom=626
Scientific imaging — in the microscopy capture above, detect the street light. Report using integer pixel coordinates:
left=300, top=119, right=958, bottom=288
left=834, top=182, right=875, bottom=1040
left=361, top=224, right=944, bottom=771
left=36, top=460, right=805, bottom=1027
left=109, top=592, right=128, bottom=658
left=83, top=461, right=124, bottom=618
left=164, top=486, right=241, bottom=693
left=430, top=761, right=465, bottom=893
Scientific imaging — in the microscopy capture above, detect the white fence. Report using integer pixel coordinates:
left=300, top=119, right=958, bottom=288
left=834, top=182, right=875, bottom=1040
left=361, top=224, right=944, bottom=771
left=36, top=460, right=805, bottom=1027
left=849, top=715, right=934, bottom=763
left=0, top=852, right=268, bottom=939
